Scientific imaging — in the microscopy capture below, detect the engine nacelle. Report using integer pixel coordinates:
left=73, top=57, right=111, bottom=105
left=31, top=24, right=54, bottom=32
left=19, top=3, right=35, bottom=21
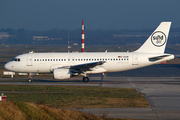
left=53, top=68, right=71, bottom=79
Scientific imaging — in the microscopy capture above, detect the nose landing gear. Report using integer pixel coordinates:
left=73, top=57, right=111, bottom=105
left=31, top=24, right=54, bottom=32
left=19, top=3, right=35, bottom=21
left=28, top=78, right=32, bottom=82
left=28, top=73, right=32, bottom=82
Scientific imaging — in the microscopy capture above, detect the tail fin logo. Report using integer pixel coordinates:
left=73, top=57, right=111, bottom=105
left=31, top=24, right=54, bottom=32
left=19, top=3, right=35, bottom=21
left=151, top=31, right=166, bottom=47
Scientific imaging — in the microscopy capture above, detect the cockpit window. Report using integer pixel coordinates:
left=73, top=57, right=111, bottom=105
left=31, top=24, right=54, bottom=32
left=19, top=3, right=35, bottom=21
left=11, top=58, right=20, bottom=62
left=11, top=58, right=15, bottom=61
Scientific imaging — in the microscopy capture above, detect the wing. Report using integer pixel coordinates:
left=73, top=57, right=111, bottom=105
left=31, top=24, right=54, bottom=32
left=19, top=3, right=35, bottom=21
left=58, top=61, right=106, bottom=73
left=70, top=61, right=106, bottom=73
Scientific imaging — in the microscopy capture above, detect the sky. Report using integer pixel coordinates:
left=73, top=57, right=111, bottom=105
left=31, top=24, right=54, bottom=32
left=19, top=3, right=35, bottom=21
left=0, top=0, right=180, bottom=30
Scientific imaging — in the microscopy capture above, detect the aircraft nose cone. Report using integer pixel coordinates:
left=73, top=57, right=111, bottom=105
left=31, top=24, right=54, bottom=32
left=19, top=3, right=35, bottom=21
left=4, top=62, right=11, bottom=71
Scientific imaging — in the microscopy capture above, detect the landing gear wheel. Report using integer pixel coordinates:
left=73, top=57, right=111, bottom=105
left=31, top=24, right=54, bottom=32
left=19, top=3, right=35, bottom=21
left=28, top=78, right=32, bottom=83
left=83, top=77, right=89, bottom=83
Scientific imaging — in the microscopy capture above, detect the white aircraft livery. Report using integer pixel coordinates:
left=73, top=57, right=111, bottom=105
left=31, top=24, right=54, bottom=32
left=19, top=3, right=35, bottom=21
left=4, top=22, right=174, bottom=82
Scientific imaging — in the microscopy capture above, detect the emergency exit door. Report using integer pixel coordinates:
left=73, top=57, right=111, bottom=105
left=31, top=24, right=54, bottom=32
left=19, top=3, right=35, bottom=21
left=27, top=55, right=33, bottom=66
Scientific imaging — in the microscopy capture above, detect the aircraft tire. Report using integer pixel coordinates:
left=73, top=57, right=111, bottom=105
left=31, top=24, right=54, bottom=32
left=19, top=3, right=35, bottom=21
left=28, top=78, right=32, bottom=83
left=83, top=77, right=89, bottom=83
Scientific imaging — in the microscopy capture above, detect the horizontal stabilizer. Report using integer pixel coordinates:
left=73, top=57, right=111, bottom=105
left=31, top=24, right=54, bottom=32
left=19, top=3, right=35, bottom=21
left=149, top=55, right=171, bottom=62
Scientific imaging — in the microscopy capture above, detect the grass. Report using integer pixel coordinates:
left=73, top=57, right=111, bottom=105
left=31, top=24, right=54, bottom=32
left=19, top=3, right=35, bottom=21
left=0, top=85, right=150, bottom=108
left=6, top=93, right=148, bottom=108
left=0, top=101, right=103, bottom=120
left=0, top=101, right=145, bottom=120
left=0, top=85, right=138, bottom=93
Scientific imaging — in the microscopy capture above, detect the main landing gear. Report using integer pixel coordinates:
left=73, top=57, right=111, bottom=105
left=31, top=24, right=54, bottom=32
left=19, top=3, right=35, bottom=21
left=83, top=77, right=89, bottom=82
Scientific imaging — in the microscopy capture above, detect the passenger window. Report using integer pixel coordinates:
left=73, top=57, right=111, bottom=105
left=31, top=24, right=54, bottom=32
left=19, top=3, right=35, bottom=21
left=64, top=59, right=66, bottom=61
left=37, top=59, right=39, bottom=61
left=68, top=59, right=70, bottom=61
left=45, top=59, right=47, bottom=61
left=34, top=59, right=36, bottom=61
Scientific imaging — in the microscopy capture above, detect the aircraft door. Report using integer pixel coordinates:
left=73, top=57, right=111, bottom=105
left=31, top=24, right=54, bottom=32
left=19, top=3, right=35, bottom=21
left=132, top=54, right=138, bottom=65
left=27, top=55, right=33, bottom=66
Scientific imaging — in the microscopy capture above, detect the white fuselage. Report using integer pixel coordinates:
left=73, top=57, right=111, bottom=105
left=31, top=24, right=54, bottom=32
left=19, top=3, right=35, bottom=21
left=4, top=52, right=174, bottom=74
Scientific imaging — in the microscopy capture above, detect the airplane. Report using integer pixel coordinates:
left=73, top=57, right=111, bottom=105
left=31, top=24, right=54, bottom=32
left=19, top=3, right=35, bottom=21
left=4, top=22, right=174, bottom=82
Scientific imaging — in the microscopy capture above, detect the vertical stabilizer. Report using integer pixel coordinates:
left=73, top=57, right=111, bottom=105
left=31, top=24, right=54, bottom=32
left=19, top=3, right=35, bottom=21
left=135, top=22, right=171, bottom=53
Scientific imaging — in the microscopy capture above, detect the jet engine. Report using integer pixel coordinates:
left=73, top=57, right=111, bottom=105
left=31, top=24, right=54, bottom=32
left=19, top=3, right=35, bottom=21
left=53, top=68, right=71, bottom=79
